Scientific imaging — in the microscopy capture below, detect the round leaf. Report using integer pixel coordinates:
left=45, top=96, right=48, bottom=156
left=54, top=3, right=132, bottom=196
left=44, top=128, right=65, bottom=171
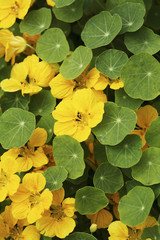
left=115, top=88, right=143, bottom=110
left=96, top=49, right=128, bottom=79
left=20, top=8, right=52, bottom=35
left=111, top=2, right=145, bottom=34
left=121, top=53, right=160, bottom=100
left=92, top=102, right=137, bottom=145
left=75, top=186, right=109, bottom=214
left=132, top=147, right=160, bottom=185
left=124, top=26, right=160, bottom=55
left=65, top=232, right=97, bottom=240
left=145, top=117, right=160, bottom=148
left=43, top=166, right=68, bottom=191
left=142, top=226, right=160, bottom=240
left=52, top=135, right=85, bottom=179
left=53, top=0, right=84, bottom=23
left=54, top=0, right=75, bottom=8
left=0, top=108, right=35, bottom=149
left=93, top=163, right=124, bottom=193
left=29, top=90, right=56, bottom=116
left=36, top=28, right=69, bottom=63
left=105, top=135, right=143, bottom=168
left=118, top=186, right=154, bottom=226
left=81, top=11, right=122, bottom=49
left=60, top=46, right=92, bottom=79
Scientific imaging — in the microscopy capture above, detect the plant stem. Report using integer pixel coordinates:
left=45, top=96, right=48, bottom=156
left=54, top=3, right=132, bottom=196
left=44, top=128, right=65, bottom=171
left=26, top=43, right=36, bottom=51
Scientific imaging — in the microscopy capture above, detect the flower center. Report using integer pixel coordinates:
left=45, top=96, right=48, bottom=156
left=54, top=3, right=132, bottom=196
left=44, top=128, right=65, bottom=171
left=0, top=170, right=7, bottom=188
left=51, top=205, right=65, bottom=220
left=29, top=193, right=41, bottom=206
left=75, top=112, right=88, bottom=126
left=11, top=1, right=19, bottom=15
left=10, top=225, right=23, bottom=239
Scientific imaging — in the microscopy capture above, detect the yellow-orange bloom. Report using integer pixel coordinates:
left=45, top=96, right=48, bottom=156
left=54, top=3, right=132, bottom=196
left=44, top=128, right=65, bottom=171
left=10, top=172, right=53, bottom=224
left=1, top=54, right=55, bottom=95
left=0, top=156, right=20, bottom=202
left=36, top=187, right=76, bottom=239
left=106, top=78, right=124, bottom=90
left=46, top=0, right=55, bottom=7
left=52, top=88, right=104, bottom=142
left=87, top=209, right=113, bottom=229
left=0, top=29, right=27, bottom=65
left=108, top=221, right=129, bottom=240
left=1, top=128, right=49, bottom=172
left=0, top=0, right=31, bottom=28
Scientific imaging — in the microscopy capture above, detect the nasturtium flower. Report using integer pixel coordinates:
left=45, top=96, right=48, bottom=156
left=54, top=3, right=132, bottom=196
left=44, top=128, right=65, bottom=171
left=1, top=128, right=49, bottom=172
left=0, top=0, right=31, bottom=28
left=52, top=88, right=104, bottom=142
left=106, top=78, right=124, bottom=90
left=0, top=206, right=40, bottom=240
left=49, top=68, right=107, bottom=102
left=10, top=172, right=53, bottom=224
left=23, top=33, right=40, bottom=55
left=0, top=29, right=27, bottom=65
left=1, top=54, right=55, bottom=95
left=46, top=0, right=55, bottom=7
left=0, top=156, right=20, bottom=202
left=36, top=187, right=76, bottom=239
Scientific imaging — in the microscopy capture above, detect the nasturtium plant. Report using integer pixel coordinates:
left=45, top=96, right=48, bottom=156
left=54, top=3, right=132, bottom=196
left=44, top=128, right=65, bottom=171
left=145, top=117, right=160, bottom=148
left=65, top=232, right=97, bottom=240
left=54, top=0, right=75, bottom=8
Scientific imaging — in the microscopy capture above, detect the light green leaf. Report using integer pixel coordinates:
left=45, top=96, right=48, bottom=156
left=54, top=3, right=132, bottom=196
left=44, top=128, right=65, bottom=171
left=75, top=186, right=109, bottom=214
left=65, top=232, right=97, bottom=240
left=96, top=49, right=128, bottom=79
left=43, top=166, right=68, bottom=191
left=105, top=135, right=143, bottom=168
left=53, top=0, right=84, bottom=23
left=92, top=102, right=137, bottom=145
left=124, top=26, right=160, bottom=55
left=60, top=46, right=92, bottom=79
left=36, top=28, right=69, bottom=63
left=111, top=2, right=145, bottom=34
left=106, top=0, right=144, bottom=10
left=37, top=115, right=56, bottom=143
left=20, top=8, right=52, bottom=35
left=0, top=108, right=35, bottom=149
left=0, top=92, right=30, bottom=112
left=132, top=147, right=160, bottom=185
left=115, top=88, right=143, bottom=110
left=118, top=186, right=154, bottom=226
left=145, top=117, right=160, bottom=148
left=52, top=135, right=85, bottom=179
left=29, top=90, right=56, bottom=116
left=93, top=163, right=124, bottom=193
left=121, top=53, right=160, bottom=100
left=54, top=0, right=75, bottom=8
left=142, top=226, right=160, bottom=240
left=81, top=11, right=122, bottom=49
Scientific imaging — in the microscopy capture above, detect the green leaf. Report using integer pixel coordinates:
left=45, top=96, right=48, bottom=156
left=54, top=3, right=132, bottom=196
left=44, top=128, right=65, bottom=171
left=106, top=0, right=144, bottom=10
left=37, top=115, right=56, bottom=143
left=94, top=142, right=108, bottom=163
left=20, top=8, right=52, bottom=35
left=92, top=102, right=137, bottom=145
left=65, top=232, right=97, bottom=240
left=36, top=28, right=69, bottom=63
left=29, top=90, right=56, bottom=116
left=60, top=46, right=92, bottom=79
left=111, top=2, right=145, bottom=34
left=53, top=0, right=84, bottom=23
left=81, top=11, right=122, bottom=49
left=142, top=226, right=160, bottom=240
left=124, top=26, right=160, bottom=55
left=95, top=49, right=128, bottom=79
left=52, top=135, right=85, bottom=179
left=132, top=147, right=160, bottom=185
left=0, top=92, right=30, bottom=112
left=93, top=163, right=124, bottom=193
left=0, top=58, right=7, bottom=70
left=145, top=117, right=160, bottom=148
left=145, top=5, right=160, bottom=30
left=75, top=186, right=109, bottom=214
left=43, top=166, right=68, bottom=191
left=105, top=135, right=143, bottom=168
left=0, top=108, right=35, bottom=149
left=54, top=0, right=75, bottom=8
left=115, top=88, right=143, bottom=110
left=121, top=53, right=160, bottom=101
left=118, top=186, right=154, bottom=226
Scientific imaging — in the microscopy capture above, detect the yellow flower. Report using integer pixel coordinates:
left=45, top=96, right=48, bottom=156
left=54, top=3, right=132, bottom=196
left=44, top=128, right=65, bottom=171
left=108, top=221, right=129, bottom=240
left=36, top=187, right=76, bottom=239
left=52, top=88, right=104, bottom=142
left=106, top=78, right=124, bottom=90
left=0, top=29, right=27, bottom=65
left=0, top=0, right=31, bottom=28
left=46, top=0, right=55, bottom=7
left=49, top=68, right=107, bottom=102
left=0, top=156, right=20, bottom=202
left=1, top=54, right=55, bottom=95
left=1, top=128, right=49, bottom=172
left=10, top=172, right=53, bottom=224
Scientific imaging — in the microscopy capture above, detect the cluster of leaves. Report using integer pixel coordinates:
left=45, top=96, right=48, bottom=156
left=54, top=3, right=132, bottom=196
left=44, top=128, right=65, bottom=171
left=1, top=0, right=160, bottom=239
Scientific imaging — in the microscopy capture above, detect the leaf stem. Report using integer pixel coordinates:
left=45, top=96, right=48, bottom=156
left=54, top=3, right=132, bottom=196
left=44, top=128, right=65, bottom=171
left=26, top=43, right=36, bottom=51
left=95, top=0, right=106, bottom=10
